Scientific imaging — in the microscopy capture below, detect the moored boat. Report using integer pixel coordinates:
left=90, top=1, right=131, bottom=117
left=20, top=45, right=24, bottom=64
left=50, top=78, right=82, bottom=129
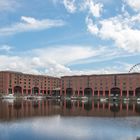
left=2, top=94, right=16, bottom=99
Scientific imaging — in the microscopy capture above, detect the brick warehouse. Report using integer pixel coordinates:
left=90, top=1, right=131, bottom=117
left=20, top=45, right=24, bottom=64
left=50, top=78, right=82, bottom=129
left=0, top=71, right=140, bottom=97
left=0, top=71, right=60, bottom=96
left=61, top=73, right=140, bottom=98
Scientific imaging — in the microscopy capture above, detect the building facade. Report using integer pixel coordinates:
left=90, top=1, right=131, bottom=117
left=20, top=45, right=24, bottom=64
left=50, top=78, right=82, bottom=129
left=0, top=71, right=140, bottom=97
left=0, top=71, right=61, bottom=95
left=61, top=73, right=140, bottom=97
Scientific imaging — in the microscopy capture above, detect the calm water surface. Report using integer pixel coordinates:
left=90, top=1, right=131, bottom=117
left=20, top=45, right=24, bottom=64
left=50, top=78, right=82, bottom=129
left=0, top=99, right=140, bottom=140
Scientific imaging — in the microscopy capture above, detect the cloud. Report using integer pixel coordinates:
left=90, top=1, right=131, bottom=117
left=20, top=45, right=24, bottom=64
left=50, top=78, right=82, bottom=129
left=61, top=0, right=103, bottom=17
left=34, top=45, right=98, bottom=65
left=32, top=116, right=93, bottom=139
left=0, top=16, right=65, bottom=36
left=0, top=45, right=137, bottom=76
left=63, top=0, right=76, bottom=13
left=0, top=0, right=20, bottom=12
left=0, top=45, right=12, bottom=52
left=124, top=0, right=140, bottom=11
left=81, top=0, right=103, bottom=17
left=86, top=12, right=140, bottom=52
left=86, top=16, right=99, bottom=34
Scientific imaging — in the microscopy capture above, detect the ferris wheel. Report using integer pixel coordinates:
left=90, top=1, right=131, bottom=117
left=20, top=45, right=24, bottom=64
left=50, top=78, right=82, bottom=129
left=129, top=63, right=140, bottom=73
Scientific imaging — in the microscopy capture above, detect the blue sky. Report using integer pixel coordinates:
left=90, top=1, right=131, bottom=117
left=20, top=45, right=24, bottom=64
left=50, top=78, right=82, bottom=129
left=0, top=0, right=140, bottom=76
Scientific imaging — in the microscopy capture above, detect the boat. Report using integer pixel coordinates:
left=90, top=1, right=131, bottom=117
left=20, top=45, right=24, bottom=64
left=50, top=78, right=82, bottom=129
left=46, top=95, right=61, bottom=99
left=123, top=98, right=130, bottom=103
left=100, top=98, right=108, bottom=102
left=112, top=96, right=119, bottom=102
left=2, top=94, right=16, bottom=99
left=64, top=96, right=71, bottom=100
left=2, top=98, right=15, bottom=104
left=25, top=95, right=36, bottom=100
left=35, top=96, right=45, bottom=100
left=137, top=98, right=140, bottom=104
left=71, top=96, right=78, bottom=100
left=81, top=96, right=88, bottom=100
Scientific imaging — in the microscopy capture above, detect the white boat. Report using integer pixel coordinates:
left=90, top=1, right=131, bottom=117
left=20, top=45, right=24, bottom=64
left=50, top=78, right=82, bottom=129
left=137, top=98, right=140, bottom=104
left=23, top=95, right=36, bottom=100
left=100, top=98, right=108, bottom=102
left=81, top=96, right=88, bottom=100
left=64, top=97, right=71, bottom=100
left=2, top=98, right=15, bottom=104
left=35, top=96, right=45, bottom=100
left=123, top=98, right=129, bottom=103
left=71, top=96, right=78, bottom=100
left=2, top=94, right=16, bottom=99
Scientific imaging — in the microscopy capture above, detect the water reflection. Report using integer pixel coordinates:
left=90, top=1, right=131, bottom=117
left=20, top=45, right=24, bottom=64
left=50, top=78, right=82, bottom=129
left=0, top=99, right=140, bottom=140
left=0, top=99, right=140, bottom=121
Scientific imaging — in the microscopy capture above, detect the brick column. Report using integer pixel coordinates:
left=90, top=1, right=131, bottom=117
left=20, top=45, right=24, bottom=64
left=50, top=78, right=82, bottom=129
left=98, top=90, right=99, bottom=97
left=64, top=89, right=66, bottom=97
left=78, top=90, right=80, bottom=96
left=82, top=89, right=84, bottom=96
left=21, top=89, right=23, bottom=96
left=120, top=90, right=122, bottom=97
left=103, top=90, right=105, bottom=97
left=12, top=87, right=14, bottom=95
left=25, top=89, right=28, bottom=95
left=92, top=88, right=94, bottom=97
left=109, top=90, right=111, bottom=97
left=7, top=89, right=9, bottom=95
left=127, top=90, right=129, bottom=98
left=133, top=90, right=136, bottom=97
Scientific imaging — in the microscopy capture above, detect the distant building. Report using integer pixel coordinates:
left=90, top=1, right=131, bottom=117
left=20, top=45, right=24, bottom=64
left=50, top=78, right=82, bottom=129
left=0, top=71, right=140, bottom=97
left=61, top=73, right=140, bottom=97
left=0, top=71, right=61, bottom=95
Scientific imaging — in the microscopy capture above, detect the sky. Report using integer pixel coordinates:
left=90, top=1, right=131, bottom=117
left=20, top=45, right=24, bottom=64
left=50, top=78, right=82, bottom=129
left=0, top=0, right=140, bottom=77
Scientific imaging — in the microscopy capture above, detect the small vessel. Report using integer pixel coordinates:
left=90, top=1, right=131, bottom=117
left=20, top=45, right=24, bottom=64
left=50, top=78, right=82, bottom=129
left=100, top=98, right=108, bottom=102
left=64, top=96, right=71, bottom=100
left=123, top=98, right=129, bottom=103
left=46, top=95, right=61, bottom=99
left=71, top=96, right=78, bottom=100
left=2, top=94, right=16, bottom=99
left=35, top=96, right=45, bottom=100
left=2, top=98, right=15, bottom=104
left=137, top=98, right=140, bottom=104
left=81, top=96, right=88, bottom=100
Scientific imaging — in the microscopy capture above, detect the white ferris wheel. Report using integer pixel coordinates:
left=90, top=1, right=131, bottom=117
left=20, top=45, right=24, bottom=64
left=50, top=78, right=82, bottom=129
left=129, top=63, right=140, bottom=73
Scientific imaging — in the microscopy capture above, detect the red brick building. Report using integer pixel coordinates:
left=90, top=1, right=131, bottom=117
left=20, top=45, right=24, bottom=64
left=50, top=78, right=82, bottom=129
left=61, top=73, right=140, bottom=97
left=0, top=71, right=140, bottom=97
left=0, top=71, right=61, bottom=95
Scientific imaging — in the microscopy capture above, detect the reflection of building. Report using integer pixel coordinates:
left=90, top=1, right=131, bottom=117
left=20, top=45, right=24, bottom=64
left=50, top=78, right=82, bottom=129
left=61, top=73, right=140, bottom=97
left=0, top=71, right=60, bottom=95
left=0, top=100, right=140, bottom=121
left=0, top=71, right=140, bottom=97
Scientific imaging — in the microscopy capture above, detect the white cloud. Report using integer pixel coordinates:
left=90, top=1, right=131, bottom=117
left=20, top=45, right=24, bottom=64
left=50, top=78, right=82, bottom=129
left=124, top=0, right=140, bottom=11
left=34, top=45, right=97, bottom=65
left=63, top=0, right=76, bottom=13
left=86, top=12, right=140, bottom=52
left=0, top=45, right=12, bottom=52
left=0, top=45, right=137, bottom=76
left=0, top=16, right=65, bottom=36
left=32, top=116, right=93, bottom=139
left=61, top=0, right=103, bottom=17
left=86, top=16, right=99, bottom=34
left=0, top=0, right=19, bottom=12
left=82, top=0, right=103, bottom=17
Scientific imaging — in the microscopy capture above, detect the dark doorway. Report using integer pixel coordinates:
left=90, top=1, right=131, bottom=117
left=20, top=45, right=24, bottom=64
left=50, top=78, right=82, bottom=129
left=32, top=87, right=39, bottom=95
left=84, top=88, right=92, bottom=97
left=66, top=88, right=73, bottom=97
left=135, top=87, right=140, bottom=97
left=110, top=87, right=121, bottom=97
left=14, top=86, right=22, bottom=95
